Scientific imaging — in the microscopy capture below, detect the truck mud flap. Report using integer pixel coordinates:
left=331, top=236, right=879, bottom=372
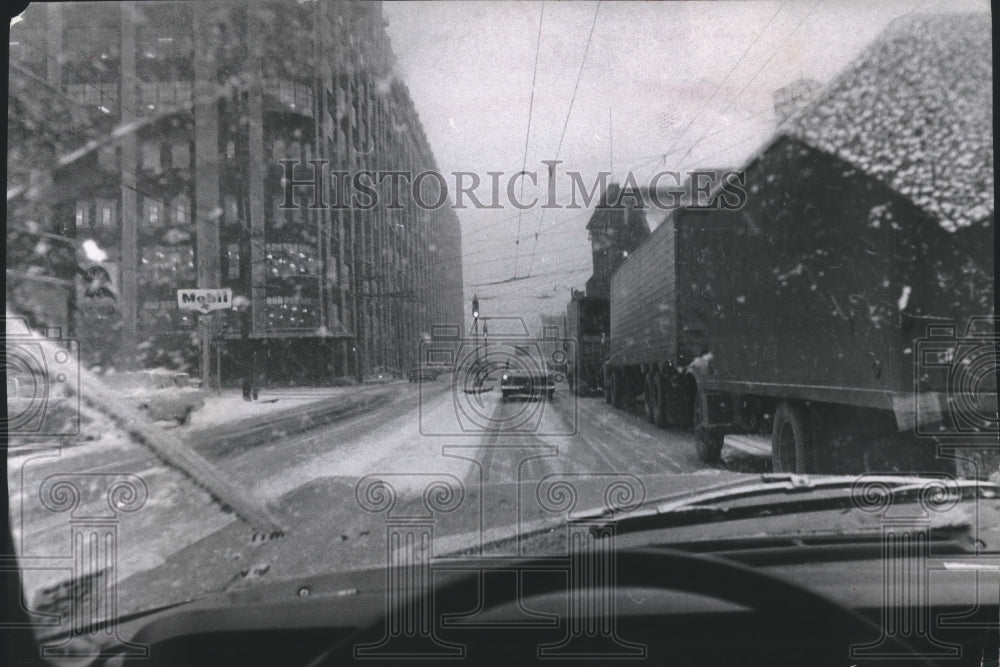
left=705, top=391, right=734, bottom=426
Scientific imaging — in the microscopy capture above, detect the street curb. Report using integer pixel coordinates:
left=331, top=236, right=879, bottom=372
left=186, top=385, right=401, bottom=458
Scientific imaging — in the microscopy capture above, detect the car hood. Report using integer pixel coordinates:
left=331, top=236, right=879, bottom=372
left=30, top=470, right=1000, bottom=648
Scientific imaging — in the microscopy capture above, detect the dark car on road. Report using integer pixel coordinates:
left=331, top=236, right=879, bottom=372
left=500, top=345, right=556, bottom=401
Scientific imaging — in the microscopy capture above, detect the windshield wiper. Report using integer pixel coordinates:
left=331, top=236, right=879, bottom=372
left=587, top=474, right=996, bottom=534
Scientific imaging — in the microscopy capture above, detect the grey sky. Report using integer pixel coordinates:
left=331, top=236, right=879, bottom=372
left=382, top=0, right=989, bottom=328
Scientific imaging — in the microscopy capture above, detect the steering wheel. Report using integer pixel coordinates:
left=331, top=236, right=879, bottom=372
left=308, top=546, right=936, bottom=666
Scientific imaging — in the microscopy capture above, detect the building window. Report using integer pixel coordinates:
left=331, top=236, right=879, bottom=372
left=140, top=140, right=162, bottom=172
left=75, top=201, right=90, bottom=229
left=143, top=198, right=162, bottom=227
left=265, top=295, right=318, bottom=330
left=265, top=79, right=314, bottom=113
left=171, top=197, right=188, bottom=225
left=96, top=199, right=116, bottom=228
left=171, top=141, right=190, bottom=170
left=64, top=83, right=118, bottom=111
left=225, top=196, right=239, bottom=224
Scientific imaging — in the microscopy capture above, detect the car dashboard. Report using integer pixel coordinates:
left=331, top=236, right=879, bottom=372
left=75, top=541, right=1000, bottom=667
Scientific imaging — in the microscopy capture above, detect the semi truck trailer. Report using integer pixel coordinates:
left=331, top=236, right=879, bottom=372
left=605, top=137, right=995, bottom=474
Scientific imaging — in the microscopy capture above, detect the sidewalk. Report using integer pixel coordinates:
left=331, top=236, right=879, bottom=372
left=181, top=382, right=409, bottom=456
left=7, top=382, right=411, bottom=465
left=182, top=386, right=368, bottom=430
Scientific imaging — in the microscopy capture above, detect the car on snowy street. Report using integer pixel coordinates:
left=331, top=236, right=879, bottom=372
left=500, top=344, right=556, bottom=401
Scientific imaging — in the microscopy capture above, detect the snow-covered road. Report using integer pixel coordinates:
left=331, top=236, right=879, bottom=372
left=9, top=380, right=768, bottom=621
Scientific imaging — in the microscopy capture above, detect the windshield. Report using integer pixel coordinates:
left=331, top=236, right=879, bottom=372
left=5, top=0, right=996, bottom=661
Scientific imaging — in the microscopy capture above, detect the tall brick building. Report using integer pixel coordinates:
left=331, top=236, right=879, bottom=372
left=8, top=0, right=464, bottom=384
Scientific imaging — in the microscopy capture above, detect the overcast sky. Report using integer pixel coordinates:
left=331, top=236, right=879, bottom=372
left=382, top=0, right=989, bottom=329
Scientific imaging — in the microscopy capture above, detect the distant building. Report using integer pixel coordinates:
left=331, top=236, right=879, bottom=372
left=8, top=1, right=464, bottom=384
left=773, top=78, right=823, bottom=124
left=584, top=183, right=651, bottom=300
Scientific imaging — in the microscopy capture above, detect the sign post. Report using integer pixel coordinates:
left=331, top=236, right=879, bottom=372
left=177, top=288, right=232, bottom=391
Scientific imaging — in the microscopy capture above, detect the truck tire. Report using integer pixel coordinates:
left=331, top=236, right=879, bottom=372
left=651, top=376, right=668, bottom=428
left=772, top=401, right=812, bottom=474
left=692, top=386, right=723, bottom=464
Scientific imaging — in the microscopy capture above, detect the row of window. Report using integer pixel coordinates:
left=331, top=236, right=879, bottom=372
left=74, top=195, right=190, bottom=230
left=65, top=83, right=119, bottom=111
left=265, top=298, right=320, bottom=330
left=76, top=199, right=118, bottom=230
left=224, top=243, right=326, bottom=281
left=139, top=300, right=322, bottom=331
left=265, top=243, right=320, bottom=278
left=63, top=25, right=120, bottom=62
left=140, top=139, right=192, bottom=173
left=140, top=246, right=196, bottom=284
left=64, top=81, right=193, bottom=115
left=265, top=79, right=314, bottom=114
left=136, top=33, right=194, bottom=62
left=142, top=196, right=190, bottom=227
left=138, top=81, right=193, bottom=113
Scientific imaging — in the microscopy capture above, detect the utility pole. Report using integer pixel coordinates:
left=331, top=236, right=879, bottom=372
left=472, top=294, right=480, bottom=364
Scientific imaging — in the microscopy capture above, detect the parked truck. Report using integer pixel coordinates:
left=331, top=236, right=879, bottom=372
left=564, top=292, right=609, bottom=396
left=605, top=136, right=995, bottom=474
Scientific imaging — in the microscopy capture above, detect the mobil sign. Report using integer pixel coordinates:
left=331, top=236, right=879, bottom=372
left=177, top=288, right=233, bottom=313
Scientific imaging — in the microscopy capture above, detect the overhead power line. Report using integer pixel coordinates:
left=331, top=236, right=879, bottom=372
left=525, top=0, right=601, bottom=279
left=656, top=2, right=784, bottom=169
left=513, top=1, right=546, bottom=280
left=677, top=1, right=820, bottom=171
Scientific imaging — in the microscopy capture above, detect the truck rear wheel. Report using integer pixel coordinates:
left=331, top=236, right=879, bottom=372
left=772, top=402, right=812, bottom=474
left=692, top=386, right=723, bottom=464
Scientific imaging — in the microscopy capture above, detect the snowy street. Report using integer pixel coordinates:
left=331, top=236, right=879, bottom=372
left=8, top=378, right=768, bottom=620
